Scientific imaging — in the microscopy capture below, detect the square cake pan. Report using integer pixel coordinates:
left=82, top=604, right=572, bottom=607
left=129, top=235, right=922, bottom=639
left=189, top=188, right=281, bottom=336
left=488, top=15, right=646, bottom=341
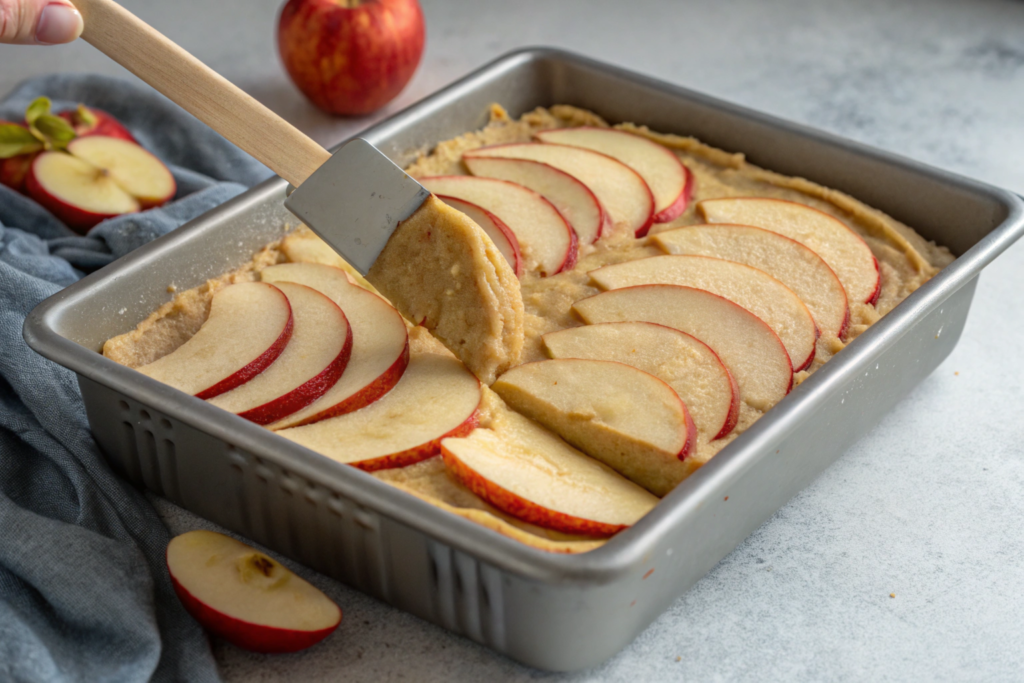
left=23, top=48, right=1024, bottom=671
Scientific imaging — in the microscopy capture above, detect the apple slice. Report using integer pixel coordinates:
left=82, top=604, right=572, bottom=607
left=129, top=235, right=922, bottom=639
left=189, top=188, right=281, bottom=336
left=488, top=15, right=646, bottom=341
left=27, top=151, right=141, bottom=231
left=465, top=143, right=655, bottom=237
left=441, top=412, right=658, bottom=536
left=573, top=285, right=793, bottom=412
left=535, top=127, right=692, bottom=223
left=208, top=282, right=352, bottom=425
left=698, top=197, right=880, bottom=305
left=589, top=255, right=819, bottom=372
left=419, top=176, right=576, bottom=276
left=436, top=195, right=523, bottom=277
left=137, top=282, right=293, bottom=399
left=67, top=136, right=176, bottom=208
left=492, top=359, right=695, bottom=496
left=652, top=224, right=850, bottom=340
left=276, top=353, right=481, bottom=471
left=462, top=155, right=607, bottom=244
left=167, top=530, right=341, bottom=653
left=260, top=263, right=410, bottom=429
left=542, top=322, right=740, bottom=442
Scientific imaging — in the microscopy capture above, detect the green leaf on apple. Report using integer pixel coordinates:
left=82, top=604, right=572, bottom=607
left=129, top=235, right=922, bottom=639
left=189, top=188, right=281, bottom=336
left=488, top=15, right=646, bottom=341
left=74, top=104, right=98, bottom=127
left=25, top=96, right=52, bottom=126
left=0, top=124, right=43, bottom=158
left=31, top=115, right=77, bottom=150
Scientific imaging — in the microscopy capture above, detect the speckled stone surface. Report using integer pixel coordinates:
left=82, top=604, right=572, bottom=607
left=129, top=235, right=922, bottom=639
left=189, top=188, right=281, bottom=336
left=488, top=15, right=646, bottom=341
left=4, top=0, right=1024, bottom=679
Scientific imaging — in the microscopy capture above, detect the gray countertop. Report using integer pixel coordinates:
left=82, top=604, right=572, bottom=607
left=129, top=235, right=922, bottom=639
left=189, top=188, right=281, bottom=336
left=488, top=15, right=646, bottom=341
left=3, top=0, right=1023, bottom=680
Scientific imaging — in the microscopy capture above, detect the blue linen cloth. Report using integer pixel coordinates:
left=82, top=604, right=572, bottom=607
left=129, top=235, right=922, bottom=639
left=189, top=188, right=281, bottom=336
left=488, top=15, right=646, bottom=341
left=0, top=74, right=273, bottom=682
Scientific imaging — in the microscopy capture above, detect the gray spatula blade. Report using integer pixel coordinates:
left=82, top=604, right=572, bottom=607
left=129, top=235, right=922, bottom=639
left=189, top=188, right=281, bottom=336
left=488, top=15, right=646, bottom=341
left=284, top=138, right=431, bottom=275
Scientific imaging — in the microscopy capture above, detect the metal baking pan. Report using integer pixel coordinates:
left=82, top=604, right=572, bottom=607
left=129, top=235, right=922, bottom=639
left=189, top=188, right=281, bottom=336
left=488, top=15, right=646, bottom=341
left=23, top=48, right=1024, bottom=671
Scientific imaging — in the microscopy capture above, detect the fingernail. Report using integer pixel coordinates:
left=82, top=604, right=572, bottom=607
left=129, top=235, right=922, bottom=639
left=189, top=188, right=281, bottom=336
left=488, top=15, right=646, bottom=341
left=36, top=4, right=84, bottom=45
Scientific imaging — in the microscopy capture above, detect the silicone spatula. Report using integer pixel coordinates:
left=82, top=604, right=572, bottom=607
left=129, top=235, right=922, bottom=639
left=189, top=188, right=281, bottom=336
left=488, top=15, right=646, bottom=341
left=70, top=0, right=431, bottom=275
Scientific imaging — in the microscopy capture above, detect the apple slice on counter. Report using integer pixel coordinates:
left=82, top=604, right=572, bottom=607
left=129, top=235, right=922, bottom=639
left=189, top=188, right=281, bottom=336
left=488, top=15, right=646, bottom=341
left=573, top=285, right=793, bottom=412
left=535, top=127, right=692, bottom=223
left=260, top=263, right=410, bottom=429
left=492, top=359, right=695, bottom=496
left=137, top=282, right=293, bottom=399
left=589, top=254, right=819, bottom=372
left=462, top=155, right=607, bottom=244
left=436, top=195, right=523, bottom=277
left=26, top=135, right=176, bottom=233
left=464, top=143, right=655, bottom=237
left=208, top=282, right=352, bottom=425
left=419, top=175, right=576, bottom=276
left=652, top=224, right=850, bottom=340
left=441, top=412, right=658, bottom=536
left=276, top=353, right=481, bottom=471
left=543, top=322, right=740, bottom=442
left=167, top=530, right=341, bottom=653
left=698, top=197, right=880, bottom=305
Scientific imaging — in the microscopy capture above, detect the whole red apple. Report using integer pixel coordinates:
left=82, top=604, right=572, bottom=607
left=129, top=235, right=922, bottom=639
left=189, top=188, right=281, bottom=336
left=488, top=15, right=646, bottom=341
left=59, top=105, right=137, bottom=143
left=277, top=0, right=425, bottom=116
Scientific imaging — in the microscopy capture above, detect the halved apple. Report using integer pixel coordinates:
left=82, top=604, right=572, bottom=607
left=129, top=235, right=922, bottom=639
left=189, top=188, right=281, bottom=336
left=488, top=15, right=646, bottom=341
left=589, top=255, right=819, bottom=372
left=652, top=224, right=850, bottom=340
left=419, top=176, right=576, bottom=276
left=137, top=282, right=293, bottom=399
left=208, top=282, right=352, bottom=425
left=167, top=530, right=341, bottom=653
left=542, top=322, right=740, bottom=442
left=441, top=412, right=658, bottom=536
left=276, top=353, right=481, bottom=471
left=436, top=195, right=523, bottom=277
left=260, top=263, right=410, bottom=429
left=462, top=155, right=607, bottom=244
left=535, top=127, right=692, bottom=223
left=464, top=143, right=655, bottom=237
left=26, top=135, right=176, bottom=233
left=573, top=285, right=793, bottom=411
left=698, top=197, right=880, bottom=305
left=492, top=359, right=695, bottom=496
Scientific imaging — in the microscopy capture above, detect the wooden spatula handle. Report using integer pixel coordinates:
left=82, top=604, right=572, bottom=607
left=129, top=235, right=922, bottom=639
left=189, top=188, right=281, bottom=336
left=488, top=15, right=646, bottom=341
left=72, top=0, right=331, bottom=187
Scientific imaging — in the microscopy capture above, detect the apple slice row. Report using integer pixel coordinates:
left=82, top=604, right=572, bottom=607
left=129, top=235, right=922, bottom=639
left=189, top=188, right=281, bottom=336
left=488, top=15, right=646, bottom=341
left=493, top=359, right=696, bottom=497
left=435, top=195, right=523, bottom=277
left=535, top=127, right=692, bottom=224
left=208, top=282, right=352, bottom=425
left=462, top=156, right=607, bottom=245
left=698, top=197, right=880, bottom=305
left=589, top=254, right=819, bottom=372
left=652, top=224, right=850, bottom=340
left=574, top=285, right=793, bottom=412
left=542, top=322, right=740, bottom=442
left=276, top=353, right=481, bottom=472
left=260, top=263, right=410, bottom=429
left=138, top=282, right=294, bottom=399
left=465, top=143, right=655, bottom=238
left=419, top=175, right=576, bottom=277
left=441, top=411, right=659, bottom=537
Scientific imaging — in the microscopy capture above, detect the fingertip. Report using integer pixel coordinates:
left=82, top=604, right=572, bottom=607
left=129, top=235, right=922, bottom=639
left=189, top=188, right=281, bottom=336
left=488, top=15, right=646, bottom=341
left=35, top=3, right=83, bottom=45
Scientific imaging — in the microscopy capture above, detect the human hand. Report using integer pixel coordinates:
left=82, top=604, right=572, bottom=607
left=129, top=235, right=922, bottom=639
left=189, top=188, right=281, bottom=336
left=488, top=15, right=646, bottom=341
left=1, top=0, right=82, bottom=44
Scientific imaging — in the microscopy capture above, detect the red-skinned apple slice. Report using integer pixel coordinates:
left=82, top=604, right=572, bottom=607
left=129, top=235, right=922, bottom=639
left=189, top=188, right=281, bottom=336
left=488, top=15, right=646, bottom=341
left=436, top=195, right=523, bottom=277
left=138, top=282, right=293, bottom=399
left=27, top=151, right=141, bottom=231
left=260, top=263, right=410, bottom=429
left=441, top=412, right=658, bottom=536
left=535, top=127, right=692, bottom=223
left=698, top=197, right=880, bottom=305
left=573, top=285, right=793, bottom=412
left=462, top=155, right=607, bottom=244
left=419, top=176, right=576, bottom=276
left=67, top=136, right=176, bottom=209
left=542, top=322, right=740, bottom=442
left=652, top=224, right=850, bottom=340
left=465, top=142, right=655, bottom=237
left=589, top=255, right=819, bottom=372
left=167, top=530, right=341, bottom=653
left=492, top=359, right=695, bottom=496
left=276, top=353, right=481, bottom=471
left=208, top=282, right=352, bottom=425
